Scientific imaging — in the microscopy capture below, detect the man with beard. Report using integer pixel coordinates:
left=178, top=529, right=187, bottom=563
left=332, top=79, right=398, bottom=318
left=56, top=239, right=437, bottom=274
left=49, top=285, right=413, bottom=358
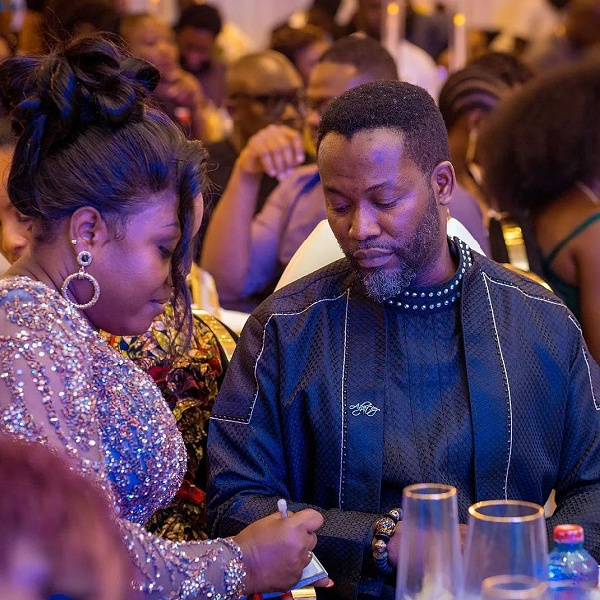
left=207, top=81, right=600, bottom=599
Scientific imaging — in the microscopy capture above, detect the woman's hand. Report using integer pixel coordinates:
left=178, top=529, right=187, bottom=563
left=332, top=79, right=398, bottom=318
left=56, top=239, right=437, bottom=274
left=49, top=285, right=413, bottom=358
left=234, top=508, right=330, bottom=595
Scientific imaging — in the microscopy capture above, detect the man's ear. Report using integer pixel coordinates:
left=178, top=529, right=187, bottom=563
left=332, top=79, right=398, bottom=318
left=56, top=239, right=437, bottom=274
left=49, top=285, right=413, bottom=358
left=431, top=160, right=456, bottom=207
left=67, top=207, right=110, bottom=251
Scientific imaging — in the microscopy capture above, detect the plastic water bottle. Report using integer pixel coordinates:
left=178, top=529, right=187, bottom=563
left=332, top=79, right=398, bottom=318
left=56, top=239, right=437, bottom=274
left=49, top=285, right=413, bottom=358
left=548, top=524, right=598, bottom=598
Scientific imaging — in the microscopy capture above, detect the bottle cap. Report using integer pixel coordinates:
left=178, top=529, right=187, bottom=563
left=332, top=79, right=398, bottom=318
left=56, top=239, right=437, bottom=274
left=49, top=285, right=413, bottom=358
left=553, top=524, right=584, bottom=543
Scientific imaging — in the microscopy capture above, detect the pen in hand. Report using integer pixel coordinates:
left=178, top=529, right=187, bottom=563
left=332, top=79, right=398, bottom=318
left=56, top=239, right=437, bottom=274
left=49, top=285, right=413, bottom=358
left=274, top=498, right=332, bottom=591
left=277, top=498, right=288, bottom=519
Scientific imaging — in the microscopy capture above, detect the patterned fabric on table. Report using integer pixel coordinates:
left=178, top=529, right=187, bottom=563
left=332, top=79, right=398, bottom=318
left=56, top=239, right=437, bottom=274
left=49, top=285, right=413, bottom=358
left=105, top=303, right=224, bottom=541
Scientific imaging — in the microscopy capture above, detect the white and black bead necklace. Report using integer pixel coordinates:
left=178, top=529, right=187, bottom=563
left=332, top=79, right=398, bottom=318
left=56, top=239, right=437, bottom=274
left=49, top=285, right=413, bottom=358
left=385, top=237, right=473, bottom=312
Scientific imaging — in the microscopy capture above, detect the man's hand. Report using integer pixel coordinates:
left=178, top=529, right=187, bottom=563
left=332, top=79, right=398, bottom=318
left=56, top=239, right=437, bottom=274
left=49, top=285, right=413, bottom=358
left=386, top=523, right=469, bottom=567
left=387, top=523, right=402, bottom=567
left=237, top=124, right=305, bottom=179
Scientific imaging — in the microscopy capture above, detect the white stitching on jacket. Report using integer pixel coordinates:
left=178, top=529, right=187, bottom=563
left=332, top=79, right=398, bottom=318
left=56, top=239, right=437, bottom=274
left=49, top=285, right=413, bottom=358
left=211, top=290, right=350, bottom=425
left=486, top=276, right=599, bottom=411
left=339, top=291, right=350, bottom=509
left=482, top=273, right=513, bottom=500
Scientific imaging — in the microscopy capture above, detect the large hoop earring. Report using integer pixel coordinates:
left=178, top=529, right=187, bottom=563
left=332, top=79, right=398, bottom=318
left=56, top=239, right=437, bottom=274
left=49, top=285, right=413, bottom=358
left=61, top=249, right=100, bottom=310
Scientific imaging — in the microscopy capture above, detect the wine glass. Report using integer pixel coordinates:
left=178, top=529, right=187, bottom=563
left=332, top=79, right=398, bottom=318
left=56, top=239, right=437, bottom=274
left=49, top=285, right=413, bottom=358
left=395, top=483, right=463, bottom=600
left=462, top=500, right=548, bottom=599
left=481, top=575, right=548, bottom=600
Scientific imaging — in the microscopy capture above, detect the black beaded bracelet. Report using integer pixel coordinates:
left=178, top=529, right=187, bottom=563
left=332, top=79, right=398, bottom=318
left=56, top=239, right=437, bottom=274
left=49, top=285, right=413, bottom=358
left=371, top=508, right=402, bottom=575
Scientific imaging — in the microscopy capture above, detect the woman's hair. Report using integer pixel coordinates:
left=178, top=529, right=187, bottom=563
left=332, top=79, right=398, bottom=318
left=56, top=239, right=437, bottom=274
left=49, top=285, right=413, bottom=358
left=438, top=52, right=532, bottom=131
left=480, top=60, right=600, bottom=214
left=0, top=34, right=208, bottom=334
left=0, top=437, right=132, bottom=599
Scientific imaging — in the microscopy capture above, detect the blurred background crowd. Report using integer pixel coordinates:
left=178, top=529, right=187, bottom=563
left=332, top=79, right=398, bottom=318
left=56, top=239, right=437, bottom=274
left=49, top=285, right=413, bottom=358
left=2, top=0, right=600, bottom=351
left=1, top=1, right=600, bottom=596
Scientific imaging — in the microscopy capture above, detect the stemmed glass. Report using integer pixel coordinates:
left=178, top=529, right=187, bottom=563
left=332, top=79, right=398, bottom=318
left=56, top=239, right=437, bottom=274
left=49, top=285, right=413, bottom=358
left=462, top=500, right=548, bottom=599
left=395, top=483, right=463, bottom=600
left=481, top=575, right=548, bottom=600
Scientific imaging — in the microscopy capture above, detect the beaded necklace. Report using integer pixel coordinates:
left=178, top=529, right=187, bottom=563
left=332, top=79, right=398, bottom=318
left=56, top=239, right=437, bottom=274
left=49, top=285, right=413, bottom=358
left=385, top=238, right=473, bottom=312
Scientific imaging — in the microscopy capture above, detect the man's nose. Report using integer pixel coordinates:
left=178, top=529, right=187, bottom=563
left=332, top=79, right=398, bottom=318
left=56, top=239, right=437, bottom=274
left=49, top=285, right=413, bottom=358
left=349, top=205, right=380, bottom=240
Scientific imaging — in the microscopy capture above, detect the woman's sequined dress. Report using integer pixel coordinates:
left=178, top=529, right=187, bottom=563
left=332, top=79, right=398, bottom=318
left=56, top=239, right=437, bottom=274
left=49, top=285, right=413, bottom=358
left=0, top=277, right=245, bottom=599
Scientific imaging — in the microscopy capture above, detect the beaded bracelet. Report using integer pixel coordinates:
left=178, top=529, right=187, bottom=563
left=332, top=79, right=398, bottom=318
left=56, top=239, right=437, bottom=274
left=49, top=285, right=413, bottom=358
left=371, top=508, right=402, bottom=575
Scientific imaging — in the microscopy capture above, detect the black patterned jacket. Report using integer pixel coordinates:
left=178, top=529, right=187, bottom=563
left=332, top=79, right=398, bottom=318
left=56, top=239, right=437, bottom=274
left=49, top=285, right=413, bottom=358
left=208, top=248, right=600, bottom=599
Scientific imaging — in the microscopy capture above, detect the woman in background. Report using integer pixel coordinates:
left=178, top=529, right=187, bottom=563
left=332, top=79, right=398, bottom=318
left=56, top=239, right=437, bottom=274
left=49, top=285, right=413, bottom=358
left=481, top=61, right=600, bottom=362
left=120, top=13, right=225, bottom=142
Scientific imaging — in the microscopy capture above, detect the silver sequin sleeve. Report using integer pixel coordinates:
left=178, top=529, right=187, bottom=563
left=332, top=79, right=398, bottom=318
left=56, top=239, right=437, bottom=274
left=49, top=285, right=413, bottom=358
left=0, top=279, right=246, bottom=599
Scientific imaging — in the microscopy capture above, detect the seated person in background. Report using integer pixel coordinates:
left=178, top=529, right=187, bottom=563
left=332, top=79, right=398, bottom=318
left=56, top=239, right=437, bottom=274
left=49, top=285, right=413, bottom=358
left=175, top=3, right=228, bottom=108
left=437, top=52, right=534, bottom=256
left=208, top=80, right=600, bottom=599
left=175, top=1, right=254, bottom=64
left=201, top=50, right=306, bottom=243
left=523, top=0, right=600, bottom=73
left=344, top=0, right=442, bottom=98
left=201, top=36, right=399, bottom=310
left=480, top=61, right=600, bottom=364
left=0, top=437, right=133, bottom=600
left=121, top=13, right=225, bottom=142
left=0, top=34, right=326, bottom=597
left=270, top=23, right=332, bottom=86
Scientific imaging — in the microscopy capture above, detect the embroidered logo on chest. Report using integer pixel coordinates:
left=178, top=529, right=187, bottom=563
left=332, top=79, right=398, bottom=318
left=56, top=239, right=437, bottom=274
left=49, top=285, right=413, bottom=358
left=349, top=402, right=381, bottom=417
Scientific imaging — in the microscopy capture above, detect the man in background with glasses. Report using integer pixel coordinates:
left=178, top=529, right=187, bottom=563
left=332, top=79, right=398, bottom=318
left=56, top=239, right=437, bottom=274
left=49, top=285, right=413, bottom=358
left=200, top=50, right=306, bottom=251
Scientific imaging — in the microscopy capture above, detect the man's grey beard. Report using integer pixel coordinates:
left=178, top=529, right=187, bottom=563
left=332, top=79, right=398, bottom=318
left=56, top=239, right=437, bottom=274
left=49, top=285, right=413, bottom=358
left=358, top=263, right=418, bottom=302
left=344, top=192, right=442, bottom=302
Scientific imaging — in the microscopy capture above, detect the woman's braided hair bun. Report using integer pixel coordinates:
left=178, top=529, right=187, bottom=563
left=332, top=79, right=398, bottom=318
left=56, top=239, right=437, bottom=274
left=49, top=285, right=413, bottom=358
left=0, top=34, right=160, bottom=216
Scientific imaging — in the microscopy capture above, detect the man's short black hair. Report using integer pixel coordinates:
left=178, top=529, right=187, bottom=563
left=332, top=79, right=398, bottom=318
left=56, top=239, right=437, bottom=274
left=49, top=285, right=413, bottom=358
left=318, top=80, right=450, bottom=176
left=175, top=3, right=223, bottom=37
left=318, top=35, right=398, bottom=81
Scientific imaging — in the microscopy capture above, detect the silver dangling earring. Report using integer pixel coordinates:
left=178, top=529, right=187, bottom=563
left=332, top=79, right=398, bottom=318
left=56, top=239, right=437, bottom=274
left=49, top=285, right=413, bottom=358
left=61, top=246, right=100, bottom=310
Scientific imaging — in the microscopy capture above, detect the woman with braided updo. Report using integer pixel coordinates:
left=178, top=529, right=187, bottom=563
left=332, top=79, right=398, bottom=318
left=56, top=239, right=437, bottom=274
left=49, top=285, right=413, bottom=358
left=0, top=34, right=326, bottom=599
